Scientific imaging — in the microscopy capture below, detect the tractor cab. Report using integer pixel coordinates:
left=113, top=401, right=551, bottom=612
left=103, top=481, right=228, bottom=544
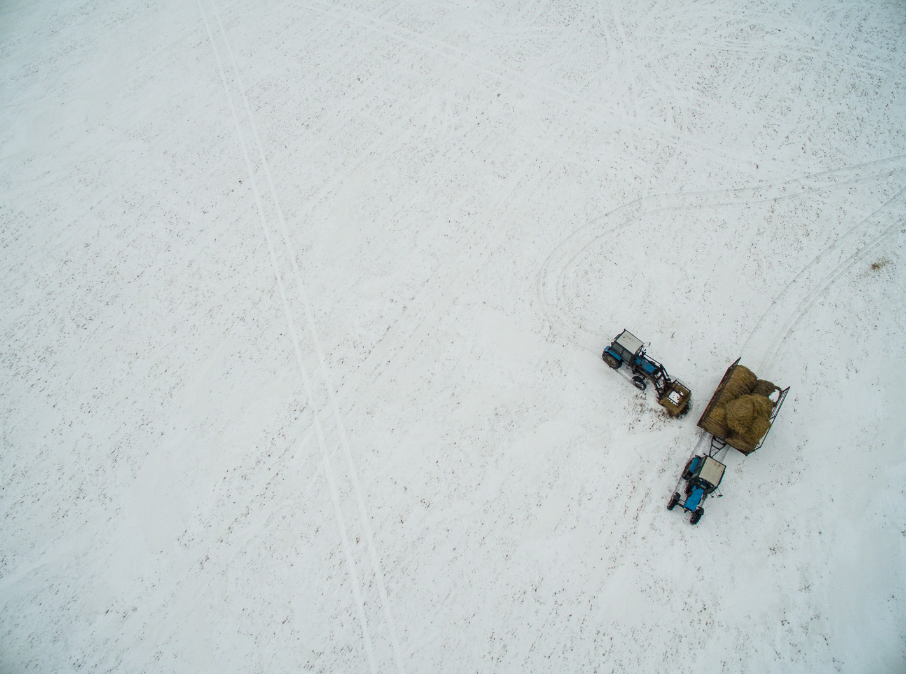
left=603, top=330, right=645, bottom=367
left=667, top=455, right=725, bottom=525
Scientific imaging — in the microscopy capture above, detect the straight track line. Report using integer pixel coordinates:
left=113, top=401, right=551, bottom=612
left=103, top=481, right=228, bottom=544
left=198, top=3, right=378, bottom=671
left=207, top=1, right=404, bottom=670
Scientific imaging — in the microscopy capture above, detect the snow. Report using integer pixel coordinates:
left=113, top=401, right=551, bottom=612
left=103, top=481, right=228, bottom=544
left=2, top=0, right=905, bottom=671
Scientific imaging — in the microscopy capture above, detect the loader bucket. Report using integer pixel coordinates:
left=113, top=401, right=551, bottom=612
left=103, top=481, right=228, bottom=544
left=658, top=380, right=691, bottom=417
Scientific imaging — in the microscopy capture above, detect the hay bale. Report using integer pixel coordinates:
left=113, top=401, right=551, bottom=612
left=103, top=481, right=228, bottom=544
left=725, top=433, right=752, bottom=452
left=725, top=394, right=773, bottom=435
left=733, top=416, right=772, bottom=447
left=721, top=364, right=757, bottom=402
left=710, top=405, right=727, bottom=427
left=752, top=379, right=779, bottom=399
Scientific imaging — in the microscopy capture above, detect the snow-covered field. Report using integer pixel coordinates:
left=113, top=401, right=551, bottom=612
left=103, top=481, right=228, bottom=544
left=2, top=0, right=905, bottom=671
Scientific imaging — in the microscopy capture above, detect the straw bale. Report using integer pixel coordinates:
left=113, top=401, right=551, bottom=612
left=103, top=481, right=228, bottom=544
left=732, top=416, right=772, bottom=447
left=722, top=365, right=757, bottom=402
left=710, top=405, right=727, bottom=427
left=752, top=379, right=779, bottom=399
left=725, top=394, right=773, bottom=435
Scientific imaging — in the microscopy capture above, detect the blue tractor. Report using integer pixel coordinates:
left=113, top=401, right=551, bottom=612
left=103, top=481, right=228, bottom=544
left=667, top=454, right=726, bottom=525
left=602, top=330, right=691, bottom=417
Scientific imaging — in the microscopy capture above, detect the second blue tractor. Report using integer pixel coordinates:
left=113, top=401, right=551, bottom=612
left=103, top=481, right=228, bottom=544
left=602, top=330, right=691, bottom=416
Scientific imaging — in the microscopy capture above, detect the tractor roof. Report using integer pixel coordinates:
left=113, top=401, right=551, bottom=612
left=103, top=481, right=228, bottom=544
left=699, top=457, right=726, bottom=489
left=615, top=330, right=644, bottom=355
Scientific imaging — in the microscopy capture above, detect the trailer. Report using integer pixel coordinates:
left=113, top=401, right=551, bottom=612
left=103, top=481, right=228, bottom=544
left=602, top=330, right=691, bottom=417
left=697, top=358, right=789, bottom=455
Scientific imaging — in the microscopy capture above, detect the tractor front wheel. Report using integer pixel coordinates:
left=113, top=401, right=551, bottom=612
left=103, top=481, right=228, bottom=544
left=632, top=375, right=647, bottom=390
left=667, top=493, right=680, bottom=511
left=690, top=508, right=704, bottom=525
left=603, top=352, right=621, bottom=369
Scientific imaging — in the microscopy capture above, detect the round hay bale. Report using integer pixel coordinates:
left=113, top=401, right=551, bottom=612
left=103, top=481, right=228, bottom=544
left=725, top=394, right=773, bottom=434
left=722, top=365, right=757, bottom=402
left=738, top=416, right=772, bottom=446
left=752, top=379, right=779, bottom=399
left=710, top=405, right=727, bottom=427
left=752, top=394, right=774, bottom=419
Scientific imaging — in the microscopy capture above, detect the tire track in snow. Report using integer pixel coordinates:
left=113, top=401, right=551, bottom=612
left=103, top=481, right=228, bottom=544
left=285, top=92, right=434, bottom=250
left=304, top=0, right=756, bottom=173
left=327, top=69, right=602, bottom=424
left=743, top=186, right=906, bottom=374
left=658, top=24, right=902, bottom=81
left=537, top=156, right=906, bottom=355
left=205, top=2, right=406, bottom=672
left=339, top=118, right=575, bottom=423
left=197, top=3, right=380, bottom=671
left=609, top=0, right=651, bottom=192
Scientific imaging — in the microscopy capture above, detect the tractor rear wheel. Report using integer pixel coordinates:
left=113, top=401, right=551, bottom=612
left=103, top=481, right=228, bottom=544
left=681, top=458, right=695, bottom=480
left=603, top=352, right=621, bottom=369
left=690, top=508, right=704, bottom=525
left=667, top=493, right=680, bottom=510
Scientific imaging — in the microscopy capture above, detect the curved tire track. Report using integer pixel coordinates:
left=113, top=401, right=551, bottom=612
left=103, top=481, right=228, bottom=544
left=538, top=157, right=906, bottom=356
left=745, top=186, right=906, bottom=374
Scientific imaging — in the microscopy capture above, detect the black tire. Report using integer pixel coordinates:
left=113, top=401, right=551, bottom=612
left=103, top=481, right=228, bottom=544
left=684, top=481, right=694, bottom=496
left=690, top=508, right=704, bottom=525
left=632, top=375, right=647, bottom=390
left=681, top=459, right=695, bottom=481
left=603, top=352, right=621, bottom=369
left=667, top=493, right=680, bottom=511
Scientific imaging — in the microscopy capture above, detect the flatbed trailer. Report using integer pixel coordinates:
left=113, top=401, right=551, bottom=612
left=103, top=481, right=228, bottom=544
left=697, top=358, right=789, bottom=454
